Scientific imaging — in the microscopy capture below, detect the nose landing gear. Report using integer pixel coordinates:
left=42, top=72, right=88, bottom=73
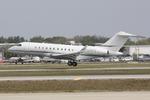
left=15, top=58, right=24, bottom=64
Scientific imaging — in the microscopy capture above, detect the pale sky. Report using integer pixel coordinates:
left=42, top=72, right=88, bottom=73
left=0, top=0, right=150, bottom=38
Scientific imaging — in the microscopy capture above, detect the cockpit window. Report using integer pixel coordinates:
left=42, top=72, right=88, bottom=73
left=17, top=44, right=22, bottom=46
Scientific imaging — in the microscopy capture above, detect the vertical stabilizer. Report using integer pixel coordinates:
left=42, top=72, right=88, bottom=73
left=103, top=32, right=136, bottom=52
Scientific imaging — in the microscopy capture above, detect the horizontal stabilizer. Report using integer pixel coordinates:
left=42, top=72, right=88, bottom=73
left=117, top=32, right=145, bottom=38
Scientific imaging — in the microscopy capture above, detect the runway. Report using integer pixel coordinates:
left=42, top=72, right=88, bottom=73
left=0, top=64, right=150, bottom=81
left=0, top=66, right=150, bottom=72
left=0, top=75, right=150, bottom=81
left=0, top=92, right=149, bottom=100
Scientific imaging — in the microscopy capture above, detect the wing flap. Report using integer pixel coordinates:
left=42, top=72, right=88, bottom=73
left=51, top=46, right=87, bottom=60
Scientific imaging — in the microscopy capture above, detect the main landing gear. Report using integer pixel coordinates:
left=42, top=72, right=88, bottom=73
left=67, top=60, right=78, bottom=67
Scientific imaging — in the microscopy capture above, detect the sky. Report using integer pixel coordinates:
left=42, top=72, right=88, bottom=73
left=0, top=0, right=150, bottom=38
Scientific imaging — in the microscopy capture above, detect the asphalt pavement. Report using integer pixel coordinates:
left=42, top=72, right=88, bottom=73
left=0, top=75, right=150, bottom=81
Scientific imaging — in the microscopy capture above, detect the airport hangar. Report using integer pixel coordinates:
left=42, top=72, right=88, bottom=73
left=123, top=45, right=150, bottom=56
left=0, top=48, right=4, bottom=62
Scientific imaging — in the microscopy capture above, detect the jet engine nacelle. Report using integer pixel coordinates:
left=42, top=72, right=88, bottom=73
left=83, top=47, right=122, bottom=56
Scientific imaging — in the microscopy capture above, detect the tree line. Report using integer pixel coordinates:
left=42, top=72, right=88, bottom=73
left=1, top=35, right=150, bottom=58
left=0, top=35, right=150, bottom=45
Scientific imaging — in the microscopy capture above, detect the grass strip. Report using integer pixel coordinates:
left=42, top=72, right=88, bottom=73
left=0, top=69, right=150, bottom=76
left=0, top=63, right=150, bottom=70
left=0, top=79, right=149, bottom=92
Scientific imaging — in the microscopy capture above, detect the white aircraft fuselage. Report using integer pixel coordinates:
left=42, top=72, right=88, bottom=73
left=8, top=42, right=122, bottom=60
left=8, top=32, right=139, bottom=66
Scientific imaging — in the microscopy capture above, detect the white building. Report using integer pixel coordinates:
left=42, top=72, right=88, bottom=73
left=0, top=48, right=4, bottom=63
left=124, top=45, right=150, bottom=56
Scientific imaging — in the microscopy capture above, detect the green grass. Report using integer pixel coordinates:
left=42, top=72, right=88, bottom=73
left=0, top=62, right=150, bottom=70
left=0, top=63, right=150, bottom=76
left=0, top=69, right=150, bottom=76
left=0, top=79, right=150, bottom=92
left=0, top=63, right=150, bottom=92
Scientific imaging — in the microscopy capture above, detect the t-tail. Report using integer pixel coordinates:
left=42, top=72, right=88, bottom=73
left=103, top=31, right=139, bottom=52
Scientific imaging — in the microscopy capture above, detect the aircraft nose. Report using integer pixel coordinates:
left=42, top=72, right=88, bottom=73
left=8, top=46, right=16, bottom=52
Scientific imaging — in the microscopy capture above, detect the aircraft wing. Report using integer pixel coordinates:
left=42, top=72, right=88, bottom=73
left=50, top=46, right=87, bottom=60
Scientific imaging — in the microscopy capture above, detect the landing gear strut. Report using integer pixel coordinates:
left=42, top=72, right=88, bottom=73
left=67, top=60, right=78, bottom=67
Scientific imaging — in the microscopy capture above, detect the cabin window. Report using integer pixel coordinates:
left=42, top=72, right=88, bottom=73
left=61, top=48, right=63, bottom=51
left=46, top=47, right=48, bottom=49
left=35, top=46, right=37, bottom=49
left=49, top=47, right=51, bottom=50
left=68, top=49, right=70, bottom=51
left=57, top=48, right=59, bottom=50
left=64, top=48, right=66, bottom=51
left=53, top=48, right=55, bottom=50
left=39, top=47, right=40, bottom=49
left=72, top=49, right=74, bottom=51
left=42, top=47, right=44, bottom=49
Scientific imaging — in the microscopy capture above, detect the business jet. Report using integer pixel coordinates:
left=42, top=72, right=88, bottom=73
left=7, top=32, right=140, bottom=66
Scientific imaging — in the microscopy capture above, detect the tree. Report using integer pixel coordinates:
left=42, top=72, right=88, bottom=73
left=50, top=36, right=67, bottom=44
left=136, top=38, right=150, bottom=45
left=0, top=36, right=6, bottom=43
left=73, top=35, right=108, bottom=45
left=7, top=36, right=25, bottom=43
left=30, top=36, right=45, bottom=42
left=125, top=39, right=136, bottom=45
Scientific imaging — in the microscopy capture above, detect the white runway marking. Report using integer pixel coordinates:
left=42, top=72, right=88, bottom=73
left=0, top=92, right=149, bottom=100
left=0, top=75, right=150, bottom=81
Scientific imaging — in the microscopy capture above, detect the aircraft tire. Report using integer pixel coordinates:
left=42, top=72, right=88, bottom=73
left=67, top=61, right=72, bottom=66
left=72, top=62, right=77, bottom=67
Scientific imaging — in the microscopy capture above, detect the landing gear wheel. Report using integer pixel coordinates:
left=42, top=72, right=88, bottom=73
left=67, top=61, right=78, bottom=67
left=72, top=62, right=77, bottom=67
left=67, top=61, right=72, bottom=66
